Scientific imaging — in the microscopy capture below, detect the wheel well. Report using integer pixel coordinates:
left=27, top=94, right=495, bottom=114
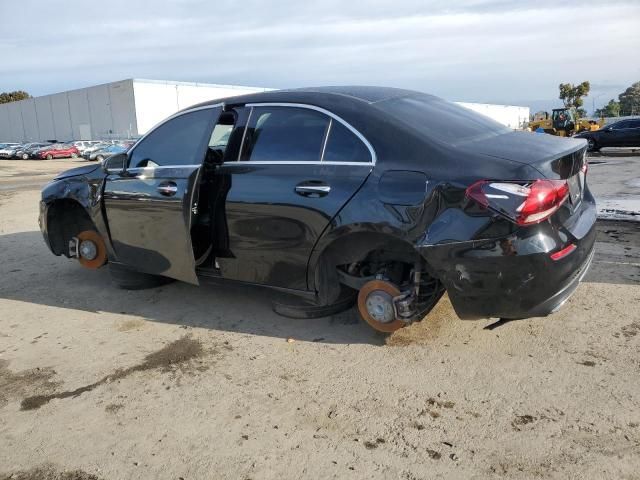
left=46, top=199, right=94, bottom=256
left=313, top=233, right=426, bottom=305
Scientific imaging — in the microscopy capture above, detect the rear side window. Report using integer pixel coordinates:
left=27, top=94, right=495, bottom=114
left=381, top=94, right=510, bottom=144
left=323, top=121, right=371, bottom=163
left=240, top=107, right=329, bottom=162
left=129, top=109, right=214, bottom=168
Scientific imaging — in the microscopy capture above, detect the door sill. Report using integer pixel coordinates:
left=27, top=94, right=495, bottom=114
left=196, top=268, right=317, bottom=301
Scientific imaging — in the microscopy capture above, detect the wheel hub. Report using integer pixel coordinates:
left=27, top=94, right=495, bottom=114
left=79, top=240, right=98, bottom=260
left=76, top=230, right=107, bottom=269
left=357, top=279, right=405, bottom=333
left=365, top=291, right=395, bottom=323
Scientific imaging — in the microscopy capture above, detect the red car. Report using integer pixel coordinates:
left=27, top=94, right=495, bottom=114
left=36, top=144, right=80, bottom=160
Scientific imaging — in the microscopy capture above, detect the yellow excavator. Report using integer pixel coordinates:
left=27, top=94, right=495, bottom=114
left=528, top=107, right=604, bottom=137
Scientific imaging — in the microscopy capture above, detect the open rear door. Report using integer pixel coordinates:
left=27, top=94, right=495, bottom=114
left=103, top=106, right=221, bottom=284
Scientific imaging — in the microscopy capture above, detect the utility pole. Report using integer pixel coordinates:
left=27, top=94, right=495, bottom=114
left=592, top=93, right=605, bottom=116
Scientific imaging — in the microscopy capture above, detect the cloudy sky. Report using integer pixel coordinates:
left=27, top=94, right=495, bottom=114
left=1, top=0, right=638, bottom=112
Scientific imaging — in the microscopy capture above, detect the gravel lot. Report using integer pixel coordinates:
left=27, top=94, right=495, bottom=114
left=1, top=155, right=639, bottom=479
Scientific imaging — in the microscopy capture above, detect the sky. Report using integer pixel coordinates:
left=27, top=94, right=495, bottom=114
left=1, top=0, right=639, bottom=113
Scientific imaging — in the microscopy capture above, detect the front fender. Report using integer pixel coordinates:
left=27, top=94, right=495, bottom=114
left=39, top=172, right=114, bottom=258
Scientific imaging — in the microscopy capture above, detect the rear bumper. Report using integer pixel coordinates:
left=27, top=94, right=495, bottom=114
left=520, top=244, right=594, bottom=318
left=419, top=203, right=597, bottom=320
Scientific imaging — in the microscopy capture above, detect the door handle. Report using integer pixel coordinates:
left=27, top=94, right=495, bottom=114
left=295, top=182, right=331, bottom=197
left=157, top=181, right=178, bottom=196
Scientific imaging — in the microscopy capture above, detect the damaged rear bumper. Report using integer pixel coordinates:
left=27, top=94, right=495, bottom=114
left=418, top=219, right=597, bottom=320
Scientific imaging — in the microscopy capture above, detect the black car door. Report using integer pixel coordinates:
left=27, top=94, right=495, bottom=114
left=621, top=119, right=640, bottom=147
left=212, top=104, right=374, bottom=291
left=103, top=106, right=221, bottom=284
left=604, top=120, right=629, bottom=146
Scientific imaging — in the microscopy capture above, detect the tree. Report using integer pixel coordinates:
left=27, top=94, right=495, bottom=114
left=595, top=99, right=621, bottom=118
left=0, top=90, right=32, bottom=104
left=558, top=81, right=591, bottom=114
left=618, top=81, right=640, bottom=116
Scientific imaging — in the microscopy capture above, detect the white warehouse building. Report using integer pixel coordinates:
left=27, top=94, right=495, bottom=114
left=457, top=102, right=530, bottom=130
left=0, top=79, right=268, bottom=143
left=0, top=79, right=530, bottom=143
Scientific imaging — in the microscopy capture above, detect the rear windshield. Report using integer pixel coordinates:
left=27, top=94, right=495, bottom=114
left=381, top=94, right=511, bottom=145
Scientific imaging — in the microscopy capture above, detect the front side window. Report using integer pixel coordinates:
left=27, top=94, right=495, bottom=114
left=129, top=109, right=214, bottom=168
left=240, top=107, right=329, bottom=162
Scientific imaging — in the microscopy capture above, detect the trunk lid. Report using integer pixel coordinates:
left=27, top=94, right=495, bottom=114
left=458, top=131, right=594, bottom=239
left=458, top=131, right=588, bottom=179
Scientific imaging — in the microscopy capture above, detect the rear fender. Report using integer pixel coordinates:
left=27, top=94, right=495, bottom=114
left=307, top=171, right=522, bottom=303
left=311, top=231, right=423, bottom=305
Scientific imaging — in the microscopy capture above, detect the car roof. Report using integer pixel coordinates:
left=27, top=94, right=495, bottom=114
left=188, top=86, right=427, bottom=110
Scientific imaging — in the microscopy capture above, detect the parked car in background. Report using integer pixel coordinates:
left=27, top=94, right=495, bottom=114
left=72, top=141, right=102, bottom=154
left=85, top=144, right=127, bottom=162
left=14, top=142, right=48, bottom=159
left=39, top=86, right=595, bottom=334
left=0, top=143, right=22, bottom=158
left=23, top=143, right=51, bottom=159
left=81, top=142, right=111, bottom=157
left=36, top=143, right=80, bottom=160
left=575, top=118, right=640, bottom=151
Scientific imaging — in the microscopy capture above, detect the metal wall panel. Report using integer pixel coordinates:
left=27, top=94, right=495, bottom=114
left=6, top=101, right=26, bottom=141
left=0, top=107, right=11, bottom=142
left=50, top=93, right=73, bottom=141
left=34, top=96, right=55, bottom=140
left=108, top=80, right=137, bottom=138
left=21, top=99, right=39, bottom=141
left=86, top=84, right=113, bottom=139
left=67, top=88, right=92, bottom=140
left=0, top=80, right=138, bottom=141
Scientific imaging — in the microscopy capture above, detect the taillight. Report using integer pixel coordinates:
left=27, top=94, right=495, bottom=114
left=466, top=179, right=570, bottom=225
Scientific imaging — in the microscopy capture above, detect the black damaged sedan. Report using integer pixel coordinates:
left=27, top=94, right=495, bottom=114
left=39, top=87, right=595, bottom=333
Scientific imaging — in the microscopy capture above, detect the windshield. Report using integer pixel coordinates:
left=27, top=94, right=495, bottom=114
left=380, top=94, right=511, bottom=145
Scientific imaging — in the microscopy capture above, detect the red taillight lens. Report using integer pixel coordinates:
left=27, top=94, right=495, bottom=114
left=550, top=243, right=577, bottom=261
left=466, top=179, right=570, bottom=225
left=516, top=180, right=569, bottom=224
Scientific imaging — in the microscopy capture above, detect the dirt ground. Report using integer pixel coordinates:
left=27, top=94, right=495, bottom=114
left=1, top=157, right=639, bottom=479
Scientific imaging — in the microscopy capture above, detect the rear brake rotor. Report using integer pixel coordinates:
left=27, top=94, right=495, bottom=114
left=357, top=280, right=405, bottom=333
left=76, top=230, right=107, bottom=269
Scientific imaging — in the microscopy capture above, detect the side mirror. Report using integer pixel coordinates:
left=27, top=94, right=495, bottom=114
left=102, top=153, right=127, bottom=174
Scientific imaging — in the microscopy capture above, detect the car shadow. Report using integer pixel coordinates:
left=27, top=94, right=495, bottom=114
left=0, top=231, right=384, bottom=345
left=0, top=223, right=636, bottom=346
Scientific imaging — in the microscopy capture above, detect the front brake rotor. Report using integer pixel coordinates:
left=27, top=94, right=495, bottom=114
left=76, top=230, right=107, bottom=269
left=357, top=279, right=405, bottom=333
